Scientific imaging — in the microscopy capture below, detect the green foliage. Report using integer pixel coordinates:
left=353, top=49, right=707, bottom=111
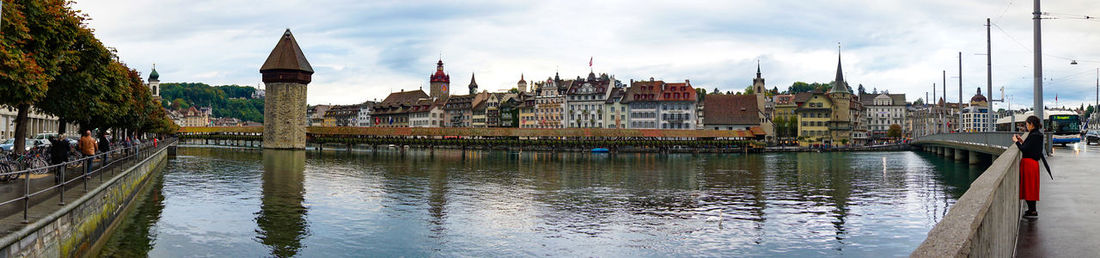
left=160, top=82, right=264, bottom=122
left=788, top=81, right=834, bottom=94
left=888, top=124, right=902, bottom=138
left=0, top=0, right=177, bottom=152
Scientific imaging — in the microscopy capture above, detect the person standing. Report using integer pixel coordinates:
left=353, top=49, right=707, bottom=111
left=98, top=131, right=111, bottom=163
left=1013, top=115, right=1045, bottom=218
left=48, top=135, right=70, bottom=184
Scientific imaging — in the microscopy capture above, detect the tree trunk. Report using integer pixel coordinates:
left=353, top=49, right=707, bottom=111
left=57, top=118, right=67, bottom=135
left=13, top=104, right=30, bottom=155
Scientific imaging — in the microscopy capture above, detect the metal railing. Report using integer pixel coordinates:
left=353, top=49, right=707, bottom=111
left=0, top=137, right=176, bottom=224
left=912, top=132, right=1018, bottom=150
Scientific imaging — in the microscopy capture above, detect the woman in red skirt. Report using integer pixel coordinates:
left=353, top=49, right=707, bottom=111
left=1013, top=115, right=1044, bottom=218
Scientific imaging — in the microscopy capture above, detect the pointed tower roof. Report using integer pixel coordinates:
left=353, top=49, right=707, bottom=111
left=755, top=60, right=762, bottom=79
left=469, top=73, right=478, bottom=87
left=260, top=29, right=313, bottom=73
left=830, top=44, right=849, bottom=94
left=518, top=74, right=526, bottom=84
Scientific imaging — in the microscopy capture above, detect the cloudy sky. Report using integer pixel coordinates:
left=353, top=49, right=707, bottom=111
left=73, top=0, right=1099, bottom=109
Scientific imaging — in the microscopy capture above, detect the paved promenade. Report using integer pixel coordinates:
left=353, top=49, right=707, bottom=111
left=1016, top=142, right=1100, bottom=257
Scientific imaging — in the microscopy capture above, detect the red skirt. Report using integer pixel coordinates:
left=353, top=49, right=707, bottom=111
left=1019, top=158, right=1040, bottom=201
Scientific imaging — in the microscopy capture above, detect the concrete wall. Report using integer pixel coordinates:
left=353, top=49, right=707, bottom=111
left=263, top=82, right=308, bottom=149
left=912, top=137, right=1023, bottom=257
left=0, top=147, right=167, bottom=257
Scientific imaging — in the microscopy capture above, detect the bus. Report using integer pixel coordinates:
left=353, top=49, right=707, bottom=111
left=1046, top=114, right=1081, bottom=146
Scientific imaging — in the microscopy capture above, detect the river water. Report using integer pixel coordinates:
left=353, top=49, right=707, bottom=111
left=100, top=146, right=984, bottom=257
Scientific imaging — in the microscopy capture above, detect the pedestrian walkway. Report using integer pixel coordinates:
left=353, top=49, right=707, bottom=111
left=1015, top=143, right=1100, bottom=257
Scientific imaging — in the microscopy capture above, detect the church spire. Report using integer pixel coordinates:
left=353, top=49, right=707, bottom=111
left=756, top=60, right=761, bottom=79
left=469, top=73, right=478, bottom=94
left=831, top=43, right=848, bottom=94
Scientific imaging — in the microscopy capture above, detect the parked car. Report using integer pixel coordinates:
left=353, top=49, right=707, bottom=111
left=0, top=138, right=34, bottom=152
left=1086, top=130, right=1100, bottom=145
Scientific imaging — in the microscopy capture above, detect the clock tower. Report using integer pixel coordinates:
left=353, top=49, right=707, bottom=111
left=429, top=60, right=450, bottom=99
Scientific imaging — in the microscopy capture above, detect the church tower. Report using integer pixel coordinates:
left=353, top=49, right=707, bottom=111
left=468, top=73, right=478, bottom=95
left=429, top=60, right=450, bottom=99
left=752, top=61, right=765, bottom=95
left=148, top=64, right=161, bottom=99
left=517, top=74, right=527, bottom=93
left=829, top=44, right=852, bottom=143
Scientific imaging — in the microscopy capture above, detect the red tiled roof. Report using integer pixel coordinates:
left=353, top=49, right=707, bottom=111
left=703, top=94, right=761, bottom=125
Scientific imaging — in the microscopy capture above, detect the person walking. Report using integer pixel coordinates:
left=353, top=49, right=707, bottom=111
left=1013, top=115, right=1045, bottom=218
left=78, top=130, right=97, bottom=173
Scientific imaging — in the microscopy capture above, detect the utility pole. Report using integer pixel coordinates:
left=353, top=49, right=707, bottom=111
left=987, top=18, right=995, bottom=132
left=1033, top=0, right=1044, bottom=127
left=959, top=52, right=964, bottom=133
left=933, top=83, right=937, bottom=134
left=1033, top=0, right=1048, bottom=156
left=943, top=70, right=948, bottom=133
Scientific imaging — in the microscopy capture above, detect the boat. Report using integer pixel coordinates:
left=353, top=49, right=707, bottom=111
left=591, top=148, right=610, bottom=153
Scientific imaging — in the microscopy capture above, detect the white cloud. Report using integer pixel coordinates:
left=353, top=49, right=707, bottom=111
left=72, top=0, right=1100, bottom=109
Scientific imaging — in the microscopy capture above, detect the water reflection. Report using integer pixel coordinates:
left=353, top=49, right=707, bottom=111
left=256, top=150, right=309, bottom=257
left=104, top=147, right=986, bottom=257
left=100, top=170, right=166, bottom=257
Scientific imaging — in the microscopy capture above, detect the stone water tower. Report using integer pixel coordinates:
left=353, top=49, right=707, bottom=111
left=260, top=29, right=313, bottom=149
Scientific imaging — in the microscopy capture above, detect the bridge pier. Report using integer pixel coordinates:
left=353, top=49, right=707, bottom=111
left=955, top=149, right=966, bottom=161
left=968, top=151, right=981, bottom=165
left=945, top=147, right=954, bottom=159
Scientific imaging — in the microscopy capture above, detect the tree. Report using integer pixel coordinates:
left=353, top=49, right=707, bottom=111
left=773, top=116, right=787, bottom=139
left=743, top=85, right=754, bottom=95
left=712, top=88, right=722, bottom=95
left=39, top=23, right=117, bottom=135
left=507, top=88, right=520, bottom=94
left=0, top=0, right=85, bottom=154
left=858, top=84, right=866, bottom=95
left=913, top=98, right=925, bottom=106
left=888, top=124, right=902, bottom=138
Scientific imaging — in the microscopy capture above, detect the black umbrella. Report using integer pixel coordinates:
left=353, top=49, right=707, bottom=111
left=1039, top=155, right=1053, bottom=180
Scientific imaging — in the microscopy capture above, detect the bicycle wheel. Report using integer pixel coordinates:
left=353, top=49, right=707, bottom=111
left=0, top=163, right=13, bottom=182
left=32, top=158, right=49, bottom=174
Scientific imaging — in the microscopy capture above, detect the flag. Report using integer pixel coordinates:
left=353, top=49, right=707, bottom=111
left=589, top=57, right=593, bottom=67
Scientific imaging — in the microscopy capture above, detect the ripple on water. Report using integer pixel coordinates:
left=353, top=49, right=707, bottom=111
left=109, top=147, right=979, bottom=257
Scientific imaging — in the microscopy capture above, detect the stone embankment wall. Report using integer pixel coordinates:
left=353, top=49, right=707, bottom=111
left=0, top=147, right=168, bottom=257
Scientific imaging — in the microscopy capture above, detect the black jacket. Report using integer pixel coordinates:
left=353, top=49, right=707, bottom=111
left=98, top=136, right=111, bottom=152
left=1016, top=129, right=1044, bottom=160
left=49, top=138, right=70, bottom=164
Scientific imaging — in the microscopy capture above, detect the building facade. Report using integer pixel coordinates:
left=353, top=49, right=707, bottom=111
left=566, top=72, right=614, bottom=128
left=860, top=93, right=907, bottom=140
left=960, top=88, right=993, bottom=132
left=372, top=90, right=428, bottom=127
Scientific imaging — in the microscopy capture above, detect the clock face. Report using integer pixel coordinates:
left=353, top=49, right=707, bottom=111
left=442, top=83, right=448, bottom=92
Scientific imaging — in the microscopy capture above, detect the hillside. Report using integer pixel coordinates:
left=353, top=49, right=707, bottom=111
left=160, top=82, right=265, bottom=123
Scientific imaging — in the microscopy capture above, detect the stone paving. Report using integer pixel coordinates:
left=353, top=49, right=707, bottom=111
left=1015, top=142, right=1100, bottom=257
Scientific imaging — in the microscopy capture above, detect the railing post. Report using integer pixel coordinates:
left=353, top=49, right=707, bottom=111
left=23, top=170, right=30, bottom=224
left=59, top=162, right=66, bottom=205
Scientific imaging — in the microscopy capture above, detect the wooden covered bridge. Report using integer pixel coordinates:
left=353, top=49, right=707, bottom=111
left=177, top=126, right=766, bottom=153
